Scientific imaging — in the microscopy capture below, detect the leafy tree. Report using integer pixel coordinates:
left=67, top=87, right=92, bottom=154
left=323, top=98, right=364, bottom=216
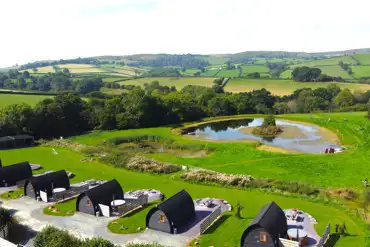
left=207, top=95, right=236, bottom=116
left=292, top=66, right=322, bottom=82
left=247, top=72, right=261, bottom=78
left=0, top=103, right=34, bottom=136
left=273, top=102, right=290, bottom=114
left=22, top=70, right=30, bottom=78
left=32, top=67, right=38, bottom=73
left=17, top=78, right=27, bottom=89
left=262, top=114, right=276, bottom=127
left=162, top=92, right=204, bottom=122
left=74, top=78, right=103, bottom=94
left=63, top=68, right=70, bottom=74
left=32, top=94, right=91, bottom=138
left=250, top=89, right=275, bottom=108
left=229, top=94, right=255, bottom=114
left=36, top=77, right=52, bottom=91
left=51, top=75, right=72, bottom=91
left=334, top=88, right=354, bottom=108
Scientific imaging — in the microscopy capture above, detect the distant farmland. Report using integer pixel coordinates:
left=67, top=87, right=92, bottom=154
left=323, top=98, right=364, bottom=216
left=290, top=56, right=357, bottom=68
left=241, top=65, right=269, bottom=74
left=353, top=53, right=370, bottom=65
left=118, top=77, right=215, bottom=90
left=224, top=79, right=370, bottom=95
left=352, top=66, right=370, bottom=78
left=0, top=94, right=53, bottom=108
left=315, top=65, right=352, bottom=79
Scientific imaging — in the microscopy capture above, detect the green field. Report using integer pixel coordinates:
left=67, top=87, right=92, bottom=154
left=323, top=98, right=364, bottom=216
left=241, top=65, right=269, bottom=74
left=352, top=66, right=370, bottom=78
left=181, top=69, right=201, bottom=76
left=316, top=65, right=353, bottom=79
left=204, top=56, right=229, bottom=65
left=0, top=94, right=53, bottom=108
left=353, top=53, right=370, bottom=65
left=216, top=69, right=240, bottom=77
left=108, top=203, right=157, bottom=234
left=291, top=56, right=357, bottom=68
left=72, top=112, right=369, bottom=189
left=118, top=77, right=216, bottom=90
left=0, top=123, right=366, bottom=246
left=225, top=78, right=370, bottom=95
left=280, top=69, right=293, bottom=79
left=24, top=66, right=55, bottom=73
left=201, top=69, right=219, bottom=77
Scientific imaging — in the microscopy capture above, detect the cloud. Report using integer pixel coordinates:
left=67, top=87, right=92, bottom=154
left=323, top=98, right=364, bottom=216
left=0, top=0, right=370, bottom=67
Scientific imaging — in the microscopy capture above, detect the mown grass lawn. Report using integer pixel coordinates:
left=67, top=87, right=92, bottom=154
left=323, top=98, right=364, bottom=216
left=108, top=203, right=157, bottom=234
left=0, top=188, right=24, bottom=200
left=43, top=199, right=77, bottom=217
left=0, top=143, right=366, bottom=247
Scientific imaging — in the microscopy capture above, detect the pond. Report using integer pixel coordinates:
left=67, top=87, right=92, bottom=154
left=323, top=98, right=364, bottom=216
left=183, top=118, right=342, bottom=154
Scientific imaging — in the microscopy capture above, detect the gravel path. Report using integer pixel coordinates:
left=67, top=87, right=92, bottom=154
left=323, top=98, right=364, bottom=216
left=2, top=197, right=189, bottom=247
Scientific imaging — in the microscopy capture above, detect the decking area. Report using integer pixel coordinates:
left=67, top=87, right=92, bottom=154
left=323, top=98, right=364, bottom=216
left=284, top=209, right=321, bottom=246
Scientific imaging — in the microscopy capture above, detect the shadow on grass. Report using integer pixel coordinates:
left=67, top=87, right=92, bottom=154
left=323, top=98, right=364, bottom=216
left=9, top=223, right=37, bottom=246
left=203, top=214, right=231, bottom=235
left=324, top=233, right=359, bottom=247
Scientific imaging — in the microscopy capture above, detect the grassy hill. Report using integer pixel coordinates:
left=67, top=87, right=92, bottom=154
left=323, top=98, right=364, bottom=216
left=0, top=93, right=53, bottom=108
left=225, top=78, right=370, bottom=95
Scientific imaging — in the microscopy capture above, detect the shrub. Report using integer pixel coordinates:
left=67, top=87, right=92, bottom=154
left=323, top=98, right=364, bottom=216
left=99, top=152, right=132, bottom=169
left=106, top=135, right=163, bottom=146
left=34, top=226, right=120, bottom=247
left=81, top=237, right=118, bottom=247
left=126, top=156, right=181, bottom=174
left=0, top=207, right=13, bottom=227
left=262, top=114, right=276, bottom=127
left=164, top=143, right=215, bottom=152
left=181, top=169, right=254, bottom=187
left=252, top=125, right=282, bottom=137
left=181, top=169, right=319, bottom=196
left=126, top=244, right=164, bottom=247
left=33, top=226, right=79, bottom=247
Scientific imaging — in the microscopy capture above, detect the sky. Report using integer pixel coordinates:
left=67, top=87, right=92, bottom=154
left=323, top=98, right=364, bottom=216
left=1, top=0, right=370, bottom=67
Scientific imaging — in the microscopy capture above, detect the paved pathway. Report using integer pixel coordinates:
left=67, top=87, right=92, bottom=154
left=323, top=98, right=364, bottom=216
left=2, top=197, right=189, bottom=247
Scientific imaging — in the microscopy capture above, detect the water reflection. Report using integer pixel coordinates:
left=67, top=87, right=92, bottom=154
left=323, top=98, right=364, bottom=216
left=184, top=118, right=341, bottom=154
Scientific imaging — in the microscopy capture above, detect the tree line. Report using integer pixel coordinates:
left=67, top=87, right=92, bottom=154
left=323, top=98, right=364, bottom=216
left=17, top=57, right=113, bottom=71
left=129, top=54, right=209, bottom=68
left=292, top=66, right=344, bottom=82
left=1, top=81, right=369, bottom=139
left=0, top=70, right=103, bottom=94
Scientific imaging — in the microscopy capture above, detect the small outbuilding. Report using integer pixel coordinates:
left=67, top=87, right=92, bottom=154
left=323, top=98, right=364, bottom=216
left=146, top=189, right=195, bottom=234
left=76, top=179, right=124, bottom=216
left=0, top=135, right=34, bottom=150
left=0, top=161, right=32, bottom=187
left=240, top=201, right=287, bottom=247
left=24, top=170, right=70, bottom=199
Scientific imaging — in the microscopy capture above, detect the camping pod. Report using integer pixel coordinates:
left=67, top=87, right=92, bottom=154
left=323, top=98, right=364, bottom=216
left=146, top=189, right=195, bottom=234
left=0, top=161, right=32, bottom=187
left=24, top=170, right=70, bottom=199
left=76, top=179, right=124, bottom=216
left=240, top=201, right=287, bottom=247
